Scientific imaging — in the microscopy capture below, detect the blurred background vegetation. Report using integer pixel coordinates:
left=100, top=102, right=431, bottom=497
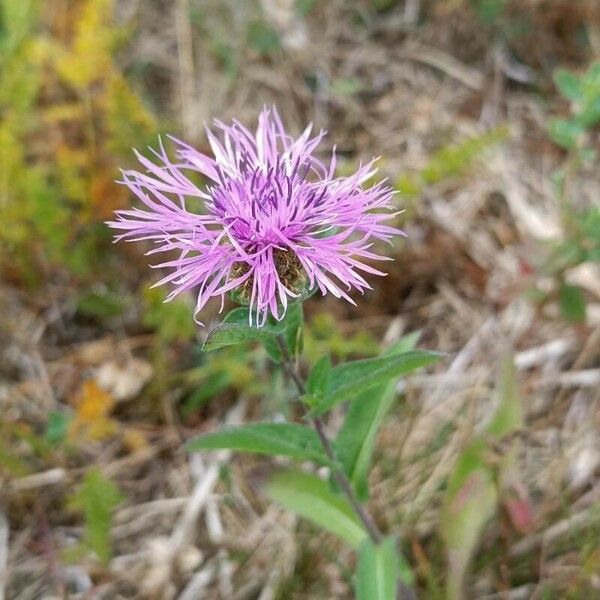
left=1, top=0, right=599, bottom=598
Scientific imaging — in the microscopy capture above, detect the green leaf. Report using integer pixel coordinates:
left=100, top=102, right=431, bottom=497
left=371, top=0, right=398, bottom=12
left=202, top=307, right=286, bottom=351
left=71, top=469, right=123, bottom=565
left=295, top=0, right=316, bottom=16
left=266, top=470, right=366, bottom=547
left=579, top=99, right=600, bottom=128
left=335, top=333, right=421, bottom=500
left=441, top=441, right=497, bottom=600
left=311, top=350, right=442, bottom=416
left=548, top=118, right=584, bottom=150
left=356, top=536, right=406, bottom=600
left=182, top=371, right=231, bottom=415
left=389, top=330, right=422, bottom=354
left=186, top=422, right=331, bottom=465
left=487, top=352, right=522, bottom=438
left=420, top=127, right=507, bottom=185
left=77, top=289, right=126, bottom=319
left=306, top=354, right=332, bottom=395
left=0, top=0, right=37, bottom=55
left=559, top=283, right=586, bottom=324
left=554, top=68, right=583, bottom=102
left=45, top=410, right=71, bottom=444
left=247, top=20, right=280, bottom=55
left=331, top=76, right=364, bottom=97
left=263, top=336, right=283, bottom=363
left=442, top=350, right=524, bottom=599
left=143, top=286, right=196, bottom=343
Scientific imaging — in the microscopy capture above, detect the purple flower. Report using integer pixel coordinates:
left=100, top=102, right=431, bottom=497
left=108, top=107, right=403, bottom=326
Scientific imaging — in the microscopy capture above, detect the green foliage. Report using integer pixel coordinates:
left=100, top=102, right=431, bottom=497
left=71, top=469, right=123, bottom=565
left=335, top=332, right=421, bottom=500
left=559, top=283, right=586, bottom=324
left=550, top=62, right=600, bottom=155
left=487, top=354, right=523, bottom=438
left=370, top=0, right=397, bottom=11
left=181, top=345, right=261, bottom=415
left=330, top=76, right=364, bottom=98
left=45, top=411, right=71, bottom=445
left=295, top=0, right=316, bottom=16
left=306, top=354, right=332, bottom=396
left=554, top=69, right=583, bottom=102
left=471, top=0, right=507, bottom=24
left=266, top=470, right=367, bottom=547
left=0, top=0, right=155, bottom=283
left=247, top=20, right=280, bottom=55
left=77, top=288, right=128, bottom=320
left=551, top=206, right=600, bottom=271
left=183, top=370, right=231, bottom=412
left=304, top=312, right=379, bottom=360
left=310, top=349, right=442, bottom=416
left=579, top=207, right=600, bottom=261
left=0, top=431, right=32, bottom=477
left=202, top=307, right=288, bottom=351
left=143, top=286, right=197, bottom=343
left=441, top=352, right=522, bottom=599
left=395, top=128, right=508, bottom=199
left=421, top=128, right=507, bottom=184
left=202, top=304, right=307, bottom=368
left=441, top=441, right=496, bottom=600
left=356, top=536, right=410, bottom=600
left=542, top=62, right=600, bottom=324
left=186, top=422, right=331, bottom=465
left=548, top=119, right=585, bottom=151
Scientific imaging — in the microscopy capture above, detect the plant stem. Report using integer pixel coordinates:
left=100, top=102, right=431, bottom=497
left=276, top=336, right=383, bottom=545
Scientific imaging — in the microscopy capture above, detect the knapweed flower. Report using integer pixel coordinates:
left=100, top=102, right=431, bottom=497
left=108, top=107, right=403, bottom=326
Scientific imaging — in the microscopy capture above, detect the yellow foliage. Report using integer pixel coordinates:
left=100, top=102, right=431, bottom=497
left=42, top=103, right=86, bottom=124
left=105, top=74, right=156, bottom=156
left=90, top=168, right=129, bottom=219
left=69, top=380, right=118, bottom=441
left=0, top=0, right=156, bottom=280
left=122, top=428, right=148, bottom=452
left=55, top=0, right=118, bottom=90
left=55, top=145, right=90, bottom=205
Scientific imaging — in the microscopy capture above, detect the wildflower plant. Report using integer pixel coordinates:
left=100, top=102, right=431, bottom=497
left=109, top=108, right=441, bottom=599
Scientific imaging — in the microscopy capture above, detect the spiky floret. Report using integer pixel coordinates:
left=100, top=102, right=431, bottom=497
left=108, top=107, right=404, bottom=326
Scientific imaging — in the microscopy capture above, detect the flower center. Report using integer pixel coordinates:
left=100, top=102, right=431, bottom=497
left=273, top=248, right=306, bottom=292
left=230, top=248, right=307, bottom=304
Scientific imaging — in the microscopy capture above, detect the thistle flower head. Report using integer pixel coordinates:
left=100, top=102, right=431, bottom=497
left=108, top=107, right=403, bottom=326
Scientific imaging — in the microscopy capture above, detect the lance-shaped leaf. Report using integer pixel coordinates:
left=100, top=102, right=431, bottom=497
left=487, top=352, right=523, bottom=438
left=442, top=352, right=522, bottom=600
left=311, top=349, right=442, bottom=416
left=441, top=441, right=496, bottom=600
left=356, top=536, right=413, bottom=600
left=335, top=332, right=421, bottom=500
left=202, top=307, right=286, bottom=351
left=266, top=469, right=367, bottom=547
left=306, top=354, right=332, bottom=395
left=186, top=423, right=331, bottom=465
